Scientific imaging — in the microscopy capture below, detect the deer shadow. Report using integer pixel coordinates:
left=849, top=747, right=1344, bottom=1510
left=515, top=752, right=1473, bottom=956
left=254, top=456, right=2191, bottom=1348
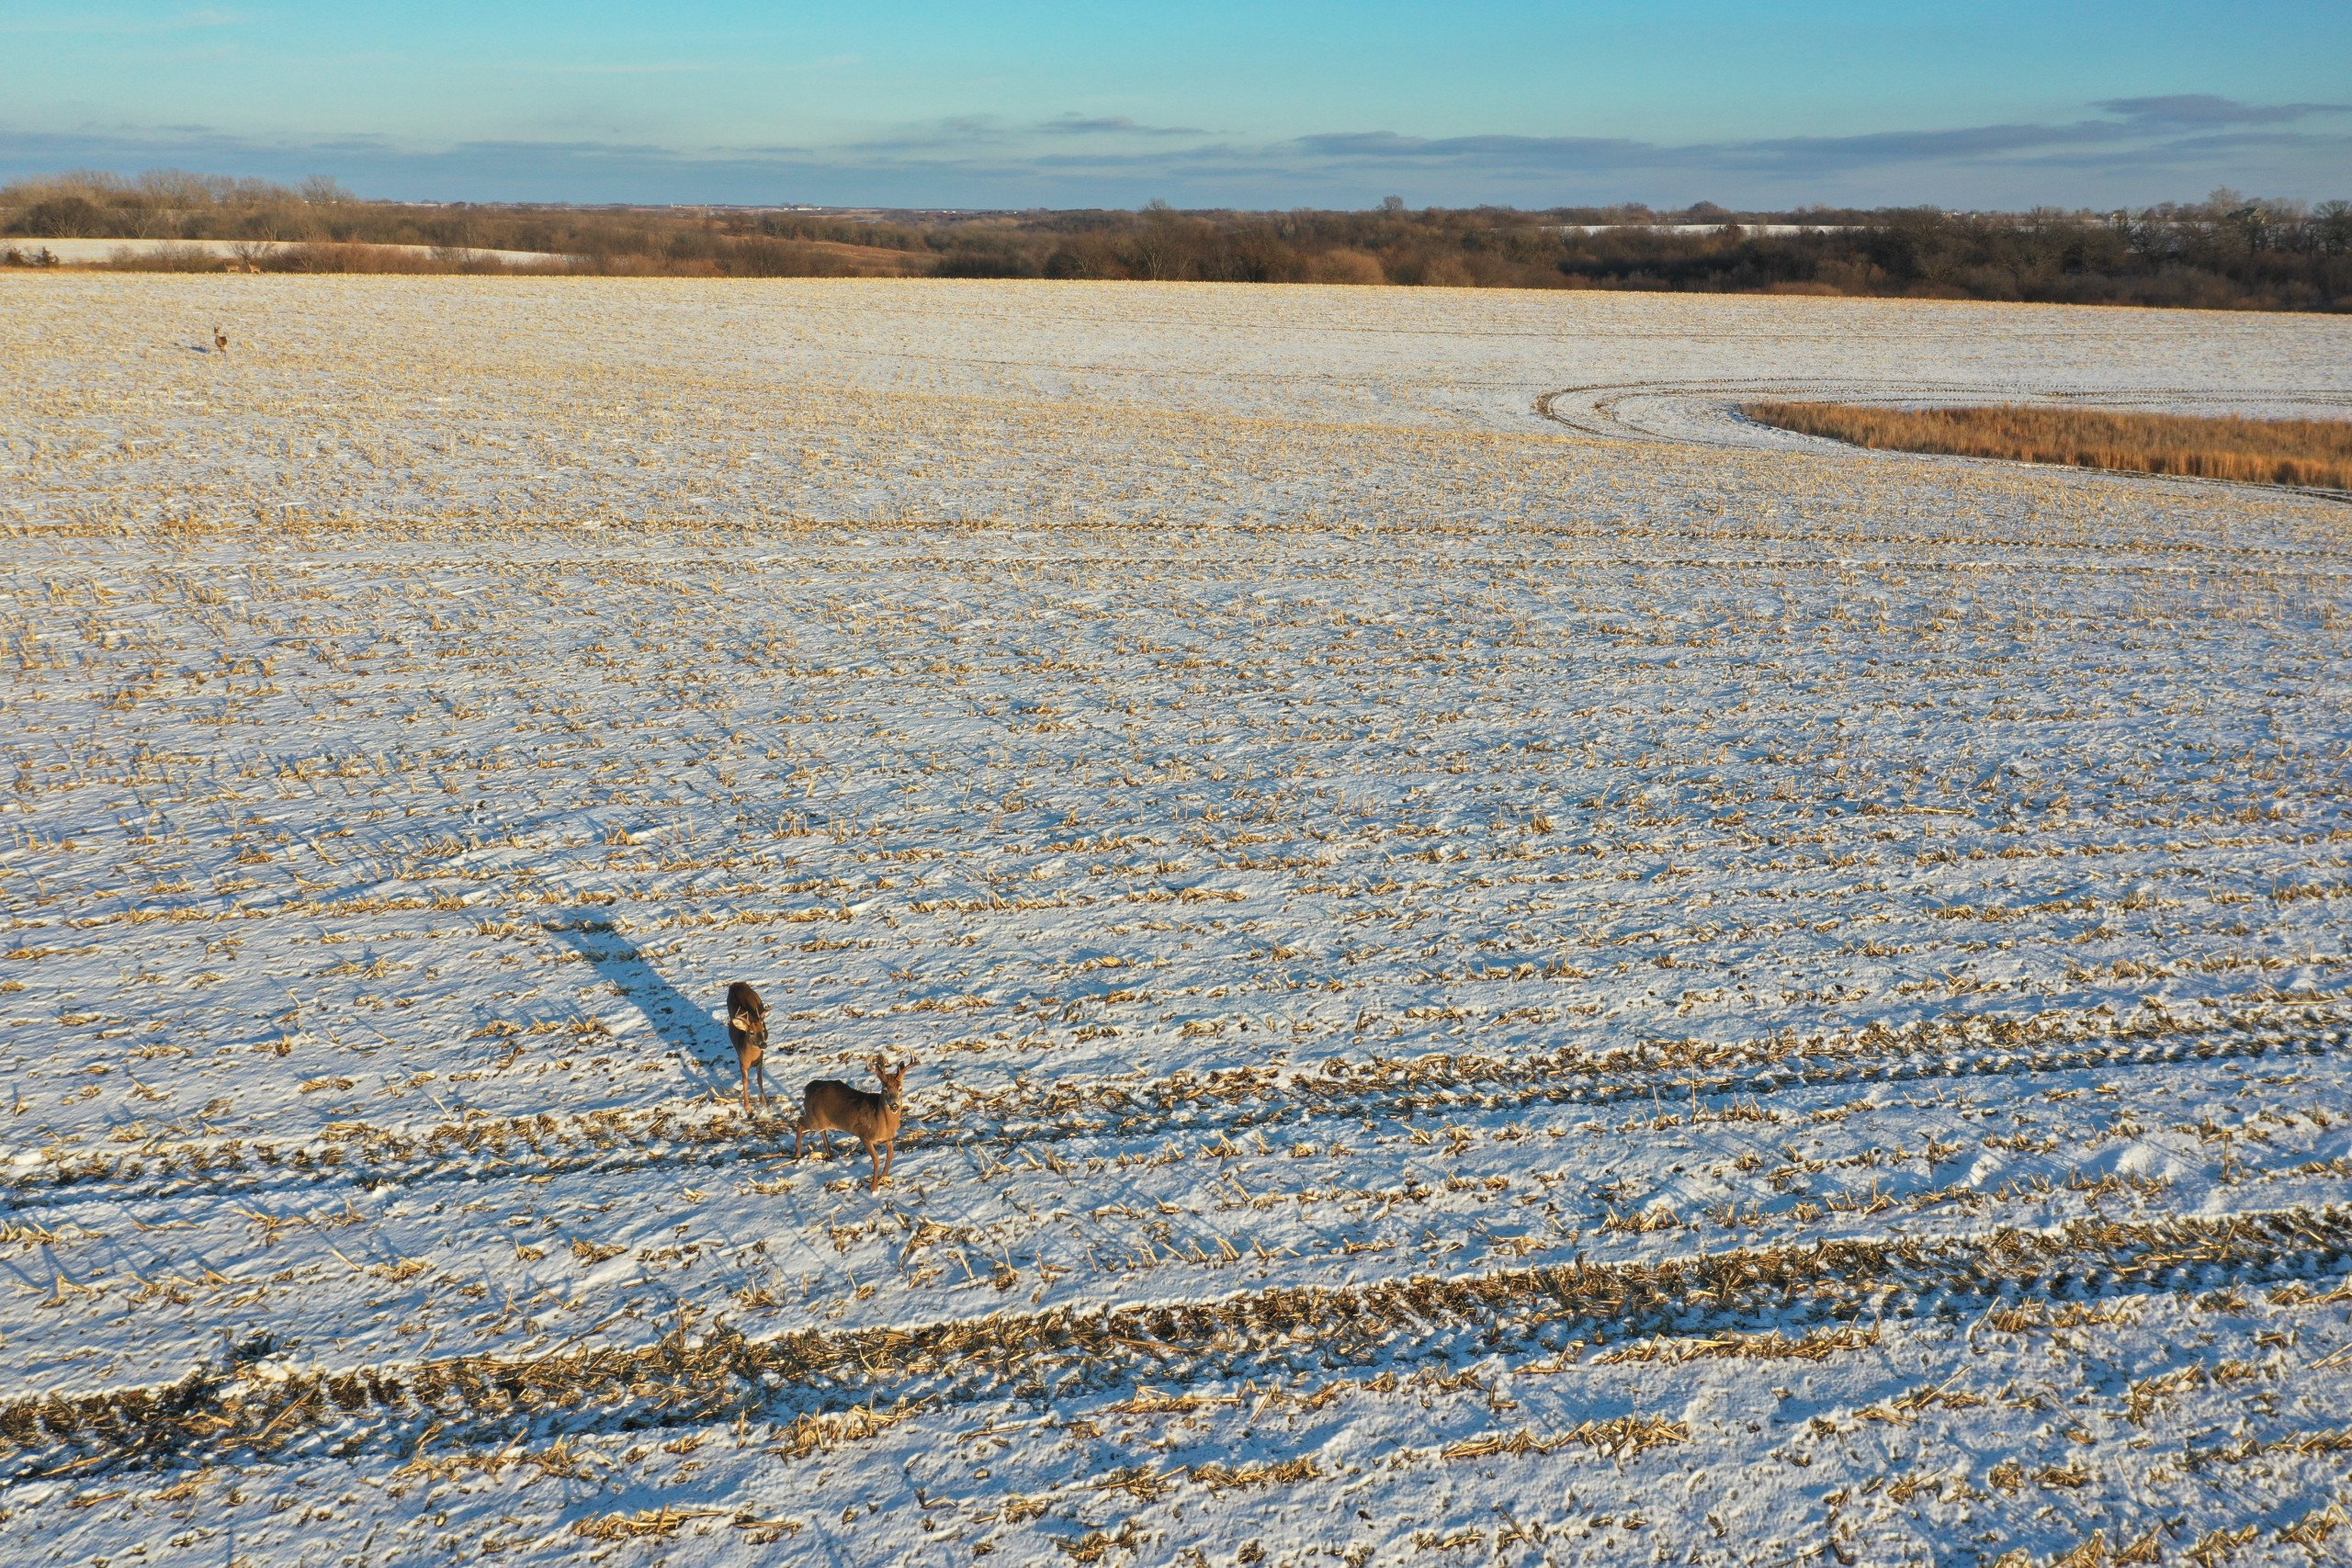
left=541, top=915, right=732, bottom=1100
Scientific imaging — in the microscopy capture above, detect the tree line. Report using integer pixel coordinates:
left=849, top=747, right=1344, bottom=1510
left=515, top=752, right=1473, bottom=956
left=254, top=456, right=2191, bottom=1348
left=6, top=170, right=2349, bottom=310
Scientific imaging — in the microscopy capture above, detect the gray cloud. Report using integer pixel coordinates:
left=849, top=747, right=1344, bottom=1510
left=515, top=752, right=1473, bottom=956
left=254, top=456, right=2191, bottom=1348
left=1714, top=119, right=2137, bottom=168
left=2096, top=95, right=2347, bottom=127
left=1984, top=127, right=2352, bottom=178
left=1040, top=116, right=1206, bottom=138
left=1287, top=99, right=2352, bottom=179
left=847, top=113, right=1207, bottom=153
left=1292, top=131, right=1650, bottom=168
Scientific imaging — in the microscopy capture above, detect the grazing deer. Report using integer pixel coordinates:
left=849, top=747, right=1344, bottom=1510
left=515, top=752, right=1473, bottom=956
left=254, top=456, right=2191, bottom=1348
left=213, top=326, right=228, bottom=354
left=725, top=980, right=769, bottom=1114
left=795, top=1056, right=910, bottom=1190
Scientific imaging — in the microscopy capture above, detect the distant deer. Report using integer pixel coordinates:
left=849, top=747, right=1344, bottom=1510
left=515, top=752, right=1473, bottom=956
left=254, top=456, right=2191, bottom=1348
left=796, top=1056, right=910, bottom=1190
left=213, top=326, right=228, bottom=354
left=725, top=981, right=769, bottom=1114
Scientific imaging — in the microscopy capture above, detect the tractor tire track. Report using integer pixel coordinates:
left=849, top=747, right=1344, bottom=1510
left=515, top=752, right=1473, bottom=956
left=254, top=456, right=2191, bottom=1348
left=5, top=1011, right=2344, bottom=1212
left=6, top=1205, right=2346, bottom=1485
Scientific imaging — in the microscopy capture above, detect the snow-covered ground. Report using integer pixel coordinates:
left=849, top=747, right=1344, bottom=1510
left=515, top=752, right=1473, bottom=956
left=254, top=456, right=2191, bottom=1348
left=5, top=237, right=569, bottom=266
left=2, top=274, right=2349, bottom=1565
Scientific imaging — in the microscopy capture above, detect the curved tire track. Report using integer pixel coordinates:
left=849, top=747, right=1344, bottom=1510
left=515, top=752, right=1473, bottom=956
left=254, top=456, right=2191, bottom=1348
left=1535, top=377, right=2352, bottom=447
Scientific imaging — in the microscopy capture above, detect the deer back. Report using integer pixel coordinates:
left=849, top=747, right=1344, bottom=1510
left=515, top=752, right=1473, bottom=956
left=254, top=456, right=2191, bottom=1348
left=799, top=1078, right=899, bottom=1142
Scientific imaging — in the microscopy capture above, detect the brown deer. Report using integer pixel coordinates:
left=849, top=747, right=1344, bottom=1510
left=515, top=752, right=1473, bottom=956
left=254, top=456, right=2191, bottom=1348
left=213, top=326, right=228, bottom=354
left=725, top=981, right=769, bottom=1114
left=795, top=1056, right=910, bottom=1190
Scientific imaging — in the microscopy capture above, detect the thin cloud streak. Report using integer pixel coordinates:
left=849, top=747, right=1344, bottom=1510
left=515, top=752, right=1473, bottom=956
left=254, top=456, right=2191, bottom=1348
left=0, top=8, right=241, bottom=36
left=3, top=96, right=2346, bottom=209
left=499, top=62, right=729, bottom=77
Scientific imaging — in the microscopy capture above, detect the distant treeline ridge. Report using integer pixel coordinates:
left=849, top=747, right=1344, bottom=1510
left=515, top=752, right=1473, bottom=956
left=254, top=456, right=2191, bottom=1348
left=6, top=170, right=2350, bottom=311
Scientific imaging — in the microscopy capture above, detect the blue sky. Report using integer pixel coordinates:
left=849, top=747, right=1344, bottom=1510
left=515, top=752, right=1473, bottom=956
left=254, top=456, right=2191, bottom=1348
left=4, top=1, right=2347, bottom=208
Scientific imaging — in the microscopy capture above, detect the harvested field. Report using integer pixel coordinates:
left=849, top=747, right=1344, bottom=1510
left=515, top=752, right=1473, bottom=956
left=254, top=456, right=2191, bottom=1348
left=2, top=275, right=2350, bottom=1566
left=1745, top=399, right=2352, bottom=490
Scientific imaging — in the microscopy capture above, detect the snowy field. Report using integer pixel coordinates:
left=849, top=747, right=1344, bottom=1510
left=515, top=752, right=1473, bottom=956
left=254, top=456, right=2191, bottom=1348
left=2, top=274, right=2350, bottom=1566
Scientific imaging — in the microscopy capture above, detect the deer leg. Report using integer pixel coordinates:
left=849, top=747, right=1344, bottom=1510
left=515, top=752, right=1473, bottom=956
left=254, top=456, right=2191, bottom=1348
left=758, top=1061, right=770, bottom=1110
left=866, top=1139, right=881, bottom=1190
left=793, top=1126, right=803, bottom=1160
left=879, top=1138, right=896, bottom=1182
left=740, top=1060, right=753, bottom=1117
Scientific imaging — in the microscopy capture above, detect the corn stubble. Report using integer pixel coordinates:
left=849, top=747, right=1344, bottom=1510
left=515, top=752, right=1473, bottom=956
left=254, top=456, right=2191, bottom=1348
left=1, top=275, right=2349, bottom=1566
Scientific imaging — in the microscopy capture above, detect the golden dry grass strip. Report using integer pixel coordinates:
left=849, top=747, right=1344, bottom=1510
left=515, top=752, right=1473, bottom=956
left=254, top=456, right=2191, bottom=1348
left=1746, top=401, right=2352, bottom=490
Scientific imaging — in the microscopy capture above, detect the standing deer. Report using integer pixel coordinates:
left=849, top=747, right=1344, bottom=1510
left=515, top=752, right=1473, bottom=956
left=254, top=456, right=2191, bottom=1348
left=796, top=1056, right=910, bottom=1190
left=725, top=981, right=769, bottom=1114
left=213, top=326, right=228, bottom=355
